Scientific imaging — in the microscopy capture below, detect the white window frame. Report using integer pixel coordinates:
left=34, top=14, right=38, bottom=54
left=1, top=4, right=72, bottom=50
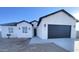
left=8, top=27, right=13, bottom=33
left=22, top=27, right=27, bottom=33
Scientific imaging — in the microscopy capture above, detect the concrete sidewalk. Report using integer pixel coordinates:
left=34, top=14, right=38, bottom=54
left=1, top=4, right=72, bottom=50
left=75, top=38, right=79, bottom=52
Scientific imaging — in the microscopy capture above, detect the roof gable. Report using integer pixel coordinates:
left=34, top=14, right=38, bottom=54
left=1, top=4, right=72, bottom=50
left=16, top=20, right=31, bottom=25
left=37, top=9, right=78, bottom=26
left=30, top=20, right=38, bottom=23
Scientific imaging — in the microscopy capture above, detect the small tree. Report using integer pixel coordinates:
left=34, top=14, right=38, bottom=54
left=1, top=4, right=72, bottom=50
left=7, top=34, right=11, bottom=39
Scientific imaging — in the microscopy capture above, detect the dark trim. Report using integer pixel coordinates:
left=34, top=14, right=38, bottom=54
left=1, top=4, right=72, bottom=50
left=30, top=20, right=38, bottom=26
left=30, top=20, right=38, bottom=24
left=37, top=9, right=79, bottom=26
left=0, top=20, right=33, bottom=26
left=17, top=20, right=30, bottom=24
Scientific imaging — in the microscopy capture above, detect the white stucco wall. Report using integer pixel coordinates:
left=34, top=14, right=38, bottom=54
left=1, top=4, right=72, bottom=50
left=1, top=26, right=17, bottom=38
left=37, top=11, right=76, bottom=51
left=1, top=22, right=33, bottom=38
left=16, top=22, right=33, bottom=38
left=37, top=12, right=76, bottom=39
left=37, top=23, right=43, bottom=38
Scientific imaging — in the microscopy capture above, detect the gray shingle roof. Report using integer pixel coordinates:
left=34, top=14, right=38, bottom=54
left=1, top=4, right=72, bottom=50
left=0, top=20, right=32, bottom=26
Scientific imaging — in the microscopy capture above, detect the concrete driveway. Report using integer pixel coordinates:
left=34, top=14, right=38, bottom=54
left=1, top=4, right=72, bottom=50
left=27, top=43, right=68, bottom=52
left=0, top=38, right=68, bottom=52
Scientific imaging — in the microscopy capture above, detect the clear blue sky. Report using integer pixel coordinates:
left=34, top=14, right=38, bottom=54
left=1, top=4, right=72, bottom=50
left=0, top=7, right=79, bottom=24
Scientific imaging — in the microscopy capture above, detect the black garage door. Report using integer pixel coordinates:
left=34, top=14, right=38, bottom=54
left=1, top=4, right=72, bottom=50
left=48, top=25, right=71, bottom=38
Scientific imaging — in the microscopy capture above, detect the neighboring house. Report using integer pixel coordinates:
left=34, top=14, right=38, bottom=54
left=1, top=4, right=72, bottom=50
left=76, top=22, right=79, bottom=38
left=37, top=9, right=78, bottom=51
left=0, top=20, right=33, bottom=38
left=0, top=26, right=2, bottom=38
left=37, top=9, right=77, bottom=39
left=30, top=20, right=38, bottom=36
left=76, top=31, right=79, bottom=38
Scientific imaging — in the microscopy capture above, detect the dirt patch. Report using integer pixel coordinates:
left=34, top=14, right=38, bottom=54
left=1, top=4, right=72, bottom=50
left=0, top=38, right=31, bottom=52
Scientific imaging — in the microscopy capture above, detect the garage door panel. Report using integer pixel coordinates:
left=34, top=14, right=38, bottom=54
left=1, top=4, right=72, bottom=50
left=48, top=25, right=71, bottom=38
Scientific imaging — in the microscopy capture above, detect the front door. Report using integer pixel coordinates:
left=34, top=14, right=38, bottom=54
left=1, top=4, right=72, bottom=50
left=34, top=29, right=37, bottom=36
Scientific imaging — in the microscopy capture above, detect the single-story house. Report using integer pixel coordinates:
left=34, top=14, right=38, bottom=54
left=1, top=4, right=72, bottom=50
left=30, top=20, right=38, bottom=36
left=0, top=20, right=33, bottom=38
left=37, top=9, right=78, bottom=51
left=0, top=9, right=78, bottom=51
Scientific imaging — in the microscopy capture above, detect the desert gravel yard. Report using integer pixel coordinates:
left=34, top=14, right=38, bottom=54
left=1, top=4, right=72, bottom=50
left=0, top=38, right=31, bottom=52
left=0, top=38, right=68, bottom=52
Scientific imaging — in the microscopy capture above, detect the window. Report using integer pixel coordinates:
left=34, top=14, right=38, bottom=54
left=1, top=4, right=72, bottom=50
left=44, top=24, right=46, bottom=27
left=22, top=27, right=27, bottom=33
left=8, top=27, right=13, bottom=33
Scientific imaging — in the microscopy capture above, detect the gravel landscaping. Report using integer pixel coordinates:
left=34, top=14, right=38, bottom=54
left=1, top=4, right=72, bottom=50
left=0, top=38, right=31, bottom=52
